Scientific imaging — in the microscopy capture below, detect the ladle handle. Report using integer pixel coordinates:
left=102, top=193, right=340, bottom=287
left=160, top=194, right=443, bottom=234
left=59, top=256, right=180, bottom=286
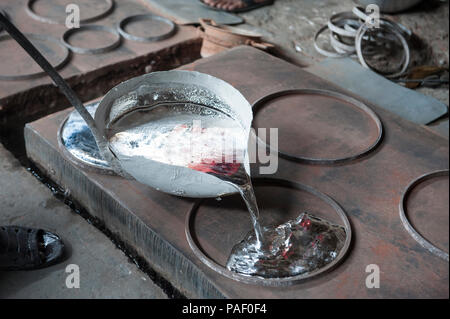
left=0, top=12, right=125, bottom=175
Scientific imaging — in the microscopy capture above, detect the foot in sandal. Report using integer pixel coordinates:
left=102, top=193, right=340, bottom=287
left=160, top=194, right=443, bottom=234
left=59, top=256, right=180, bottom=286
left=201, top=0, right=274, bottom=13
left=0, top=226, right=65, bottom=271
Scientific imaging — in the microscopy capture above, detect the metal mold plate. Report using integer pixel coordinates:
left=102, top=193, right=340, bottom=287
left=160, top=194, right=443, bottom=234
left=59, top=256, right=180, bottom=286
left=185, top=177, right=352, bottom=286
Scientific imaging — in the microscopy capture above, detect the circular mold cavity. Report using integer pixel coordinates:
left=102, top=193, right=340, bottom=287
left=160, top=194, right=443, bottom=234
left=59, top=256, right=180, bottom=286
left=62, top=24, right=121, bottom=54
left=185, top=177, right=352, bottom=286
left=399, top=170, right=449, bottom=262
left=0, top=33, right=69, bottom=80
left=26, top=0, right=114, bottom=25
left=117, top=14, right=176, bottom=43
left=58, top=102, right=113, bottom=173
left=252, top=89, right=383, bottom=165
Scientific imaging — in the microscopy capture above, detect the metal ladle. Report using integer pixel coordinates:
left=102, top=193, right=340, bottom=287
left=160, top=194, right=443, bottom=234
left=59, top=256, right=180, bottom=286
left=0, top=12, right=253, bottom=198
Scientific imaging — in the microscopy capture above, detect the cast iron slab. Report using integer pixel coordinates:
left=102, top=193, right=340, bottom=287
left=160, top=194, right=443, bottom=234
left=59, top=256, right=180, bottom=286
left=25, top=46, right=448, bottom=298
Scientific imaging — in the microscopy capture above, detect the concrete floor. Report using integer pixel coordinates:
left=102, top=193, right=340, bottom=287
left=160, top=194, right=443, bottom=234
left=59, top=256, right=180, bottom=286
left=0, top=144, right=167, bottom=299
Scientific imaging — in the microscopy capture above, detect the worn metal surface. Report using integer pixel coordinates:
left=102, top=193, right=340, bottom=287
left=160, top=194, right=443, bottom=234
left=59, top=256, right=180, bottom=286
left=305, top=58, right=448, bottom=125
left=25, top=47, right=448, bottom=298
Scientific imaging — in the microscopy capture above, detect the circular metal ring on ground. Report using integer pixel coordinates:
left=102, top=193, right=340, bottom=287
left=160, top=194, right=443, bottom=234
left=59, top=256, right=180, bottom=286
left=251, top=89, right=384, bottom=165
left=328, top=12, right=360, bottom=37
left=0, top=33, right=70, bottom=80
left=61, top=24, right=121, bottom=54
left=352, top=6, right=412, bottom=39
left=26, top=0, right=114, bottom=25
left=58, top=102, right=114, bottom=174
left=117, top=14, right=176, bottom=43
left=355, top=21, right=410, bottom=78
left=314, top=24, right=354, bottom=58
left=185, top=177, right=352, bottom=286
left=399, top=170, right=449, bottom=262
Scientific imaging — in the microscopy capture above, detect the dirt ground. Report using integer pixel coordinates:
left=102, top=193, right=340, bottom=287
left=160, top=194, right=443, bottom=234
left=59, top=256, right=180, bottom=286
left=237, top=0, right=449, bottom=105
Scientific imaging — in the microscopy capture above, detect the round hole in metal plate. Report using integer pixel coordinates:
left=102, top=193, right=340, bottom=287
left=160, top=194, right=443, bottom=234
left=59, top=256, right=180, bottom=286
left=185, top=177, right=351, bottom=286
left=252, top=89, right=383, bottom=165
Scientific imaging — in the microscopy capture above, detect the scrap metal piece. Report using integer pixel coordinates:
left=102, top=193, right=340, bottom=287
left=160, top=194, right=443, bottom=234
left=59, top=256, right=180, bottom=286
left=251, top=89, right=384, bottom=165
left=26, top=0, right=114, bottom=25
left=0, top=33, right=70, bottom=80
left=117, top=14, right=176, bottom=43
left=399, top=170, right=449, bottom=262
left=185, top=177, right=352, bottom=286
left=61, top=24, right=121, bottom=54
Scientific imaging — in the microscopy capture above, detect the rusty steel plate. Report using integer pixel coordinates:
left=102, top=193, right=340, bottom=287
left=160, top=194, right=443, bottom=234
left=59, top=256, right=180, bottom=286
left=25, top=47, right=449, bottom=298
left=26, top=0, right=114, bottom=25
left=186, top=177, right=352, bottom=286
left=252, top=89, right=383, bottom=165
left=400, top=170, right=449, bottom=262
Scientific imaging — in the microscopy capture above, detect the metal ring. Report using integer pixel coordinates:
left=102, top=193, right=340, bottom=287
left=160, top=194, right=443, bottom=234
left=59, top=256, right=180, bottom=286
left=26, top=0, right=114, bottom=25
left=352, top=6, right=369, bottom=21
left=355, top=21, right=410, bottom=78
left=314, top=24, right=353, bottom=58
left=0, top=33, right=70, bottom=80
left=185, top=177, right=352, bottom=286
left=252, top=89, right=384, bottom=165
left=330, top=32, right=356, bottom=54
left=117, top=14, right=176, bottom=43
left=328, top=12, right=360, bottom=37
left=352, top=6, right=412, bottom=39
left=61, top=24, right=121, bottom=54
left=399, top=170, right=449, bottom=262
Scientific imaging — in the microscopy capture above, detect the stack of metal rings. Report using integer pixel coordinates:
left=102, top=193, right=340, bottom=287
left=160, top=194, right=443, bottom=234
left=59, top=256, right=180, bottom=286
left=314, top=6, right=412, bottom=78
